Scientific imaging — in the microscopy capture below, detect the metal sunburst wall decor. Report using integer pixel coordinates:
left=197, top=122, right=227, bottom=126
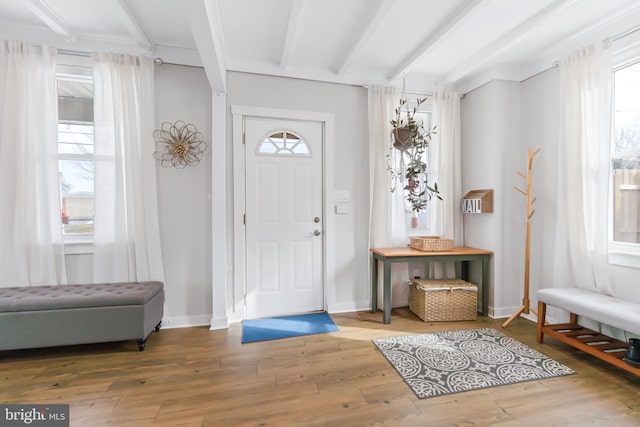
left=153, top=121, right=206, bottom=168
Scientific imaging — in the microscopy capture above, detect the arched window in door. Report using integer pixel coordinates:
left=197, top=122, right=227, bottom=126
left=256, top=131, right=311, bottom=156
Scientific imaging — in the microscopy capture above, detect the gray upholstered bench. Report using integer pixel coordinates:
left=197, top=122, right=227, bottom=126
left=0, top=281, right=164, bottom=352
left=536, top=287, right=640, bottom=375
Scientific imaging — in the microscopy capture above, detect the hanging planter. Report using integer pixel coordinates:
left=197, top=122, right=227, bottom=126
left=392, top=127, right=413, bottom=151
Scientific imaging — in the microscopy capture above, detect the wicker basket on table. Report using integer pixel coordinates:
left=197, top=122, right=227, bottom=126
left=409, top=236, right=454, bottom=251
left=409, top=278, right=477, bottom=321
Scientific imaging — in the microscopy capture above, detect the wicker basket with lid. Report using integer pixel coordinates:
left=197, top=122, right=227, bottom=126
left=409, top=278, right=477, bottom=321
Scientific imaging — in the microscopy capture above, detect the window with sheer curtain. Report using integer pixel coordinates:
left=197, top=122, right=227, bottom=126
left=397, top=98, right=434, bottom=235
left=0, top=40, right=66, bottom=286
left=57, top=71, right=95, bottom=240
left=612, top=61, right=640, bottom=249
left=91, top=52, right=164, bottom=284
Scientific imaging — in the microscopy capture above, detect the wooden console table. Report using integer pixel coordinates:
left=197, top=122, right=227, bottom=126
left=371, top=246, right=493, bottom=324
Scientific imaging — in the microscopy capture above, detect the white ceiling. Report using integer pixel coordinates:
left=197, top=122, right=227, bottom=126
left=2, top=0, right=640, bottom=94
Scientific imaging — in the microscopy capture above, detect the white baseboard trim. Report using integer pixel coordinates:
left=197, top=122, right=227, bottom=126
left=328, top=300, right=370, bottom=314
left=162, top=306, right=547, bottom=330
left=488, top=306, right=541, bottom=324
left=226, top=311, right=244, bottom=325
left=209, top=315, right=229, bottom=330
left=160, top=315, right=215, bottom=329
left=488, top=305, right=519, bottom=319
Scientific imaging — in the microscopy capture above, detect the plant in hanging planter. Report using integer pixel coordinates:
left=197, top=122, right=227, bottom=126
left=403, top=152, right=442, bottom=213
left=390, top=97, right=433, bottom=151
left=388, top=96, right=442, bottom=213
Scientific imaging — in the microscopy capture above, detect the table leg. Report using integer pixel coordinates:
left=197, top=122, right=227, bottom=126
left=482, top=255, right=490, bottom=315
left=461, top=260, right=469, bottom=281
left=371, top=255, right=378, bottom=313
left=383, top=259, right=392, bottom=324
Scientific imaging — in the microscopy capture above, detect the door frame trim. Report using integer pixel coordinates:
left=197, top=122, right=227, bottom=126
left=230, top=105, right=335, bottom=322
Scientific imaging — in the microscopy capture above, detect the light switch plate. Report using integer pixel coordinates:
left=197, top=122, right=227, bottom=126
left=335, top=203, right=349, bottom=214
left=335, top=190, right=349, bottom=202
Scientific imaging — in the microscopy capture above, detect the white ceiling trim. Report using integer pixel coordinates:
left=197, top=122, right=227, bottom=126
left=532, top=1, right=640, bottom=67
left=390, top=0, right=485, bottom=80
left=227, top=57, right=390, bottom=88
left=3, top=0, right=637, bottom=94
left=456, top=63, right=528, bottom=96
left=441, top=0, right=578, bottom=85
left=113, top=0, right=153, bottom=52
left=280, top=0, right=305, bottom=69
left=516, top=5, right=640, bottom=88
left=27, top=0, right=77, bottom=42
left=336, top=0, right=395, bottom=75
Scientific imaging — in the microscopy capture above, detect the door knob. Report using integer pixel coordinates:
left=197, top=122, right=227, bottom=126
left=313, top=229, right=321, bottom=236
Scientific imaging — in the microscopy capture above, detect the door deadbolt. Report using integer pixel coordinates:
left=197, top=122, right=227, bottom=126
left=314, top=217, right=320, bottom=223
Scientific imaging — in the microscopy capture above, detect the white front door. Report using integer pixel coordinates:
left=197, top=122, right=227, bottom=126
left=244, top=117, right=324, bottom=318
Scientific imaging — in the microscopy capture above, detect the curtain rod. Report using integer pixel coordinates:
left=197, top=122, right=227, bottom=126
left=520, top=61, right=559, bottom=83
left=153, top=58, right=203, bottom=69
left=57, top=50, right=203, bottom=70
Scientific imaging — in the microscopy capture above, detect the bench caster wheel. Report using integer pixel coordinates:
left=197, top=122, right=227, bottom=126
left=137, top=339, right=146, bottom=351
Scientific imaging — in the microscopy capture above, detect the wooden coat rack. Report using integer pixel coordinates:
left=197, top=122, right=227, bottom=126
left=503, top=147, right=541, bottom=328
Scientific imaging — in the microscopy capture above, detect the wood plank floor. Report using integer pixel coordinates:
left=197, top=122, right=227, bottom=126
left=1, top=309, right=639, bottom=426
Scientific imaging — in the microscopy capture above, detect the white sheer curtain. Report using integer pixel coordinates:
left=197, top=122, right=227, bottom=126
left=554, top=39, right=613, bottom=295
left=92, top=52, right=164, bottom=283
left=368, top=85, right=410, bottom=307
left=429, top=92, right=463, bottom=279
left=0, top=40, right=66, bottom=287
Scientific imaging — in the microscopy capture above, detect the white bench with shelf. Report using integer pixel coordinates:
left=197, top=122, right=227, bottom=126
left=536, top=287, right=640, bottom=375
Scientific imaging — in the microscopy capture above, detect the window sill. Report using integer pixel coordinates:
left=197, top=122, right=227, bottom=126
left=406, top=228, right=432, bottom=237
left=609, top=241, right=640, bottom=269
left=64, top=240, right=93, bottom=255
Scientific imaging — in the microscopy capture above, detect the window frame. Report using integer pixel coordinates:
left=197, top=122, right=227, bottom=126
left=56, top=67, right=95, bottom=250
left=398, top=95, right=434, bottom=236
left=256, top=130, right=312, bottom=157
left=609, top=57, right=640, bottom=267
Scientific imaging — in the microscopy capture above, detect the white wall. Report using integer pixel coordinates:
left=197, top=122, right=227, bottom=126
left=225, top=71, right=370, bottom=315
left=64, top=63, right=213, bottom=328
left=461, top=80, right=523, bottom=318
left=155, top=64, right=213, bottom=327
left=520, top=68, right=560, bottom=316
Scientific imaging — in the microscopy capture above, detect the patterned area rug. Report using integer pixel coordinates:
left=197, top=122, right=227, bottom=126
left=372, top=328, right=574, bottom=399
